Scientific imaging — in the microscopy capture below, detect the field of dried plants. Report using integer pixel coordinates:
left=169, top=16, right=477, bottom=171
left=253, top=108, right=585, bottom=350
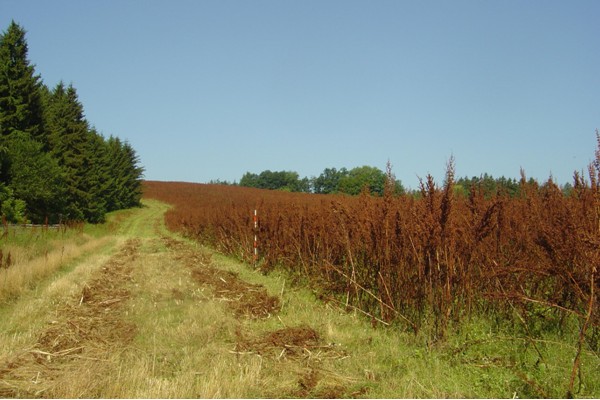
left=0, top=180, right=598, bottom=397
left=144, top=138, right=600, bottom=397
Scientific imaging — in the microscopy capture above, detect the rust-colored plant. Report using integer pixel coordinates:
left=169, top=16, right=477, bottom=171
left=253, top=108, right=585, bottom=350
left=143, top=136, right=600, bottom=357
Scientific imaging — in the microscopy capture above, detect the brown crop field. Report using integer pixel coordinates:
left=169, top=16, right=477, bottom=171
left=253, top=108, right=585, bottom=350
left=144, top=140, right=600, bottom=396
left=144, top=168, right=599, bottom=334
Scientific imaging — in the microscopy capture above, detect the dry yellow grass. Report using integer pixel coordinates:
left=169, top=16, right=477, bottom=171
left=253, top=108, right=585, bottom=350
left=95, top=236, right=258, bottom=398
left=0, top=236, right=113, bottom=304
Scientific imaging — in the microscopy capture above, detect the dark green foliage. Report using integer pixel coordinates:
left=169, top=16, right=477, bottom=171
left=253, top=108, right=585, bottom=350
left=45, top=82, right=93, bottom=221
left=5, top=131, right=66, bottom=223
left=0, top=182, right=26, bottom=222
left=0, top=21, right=44, bottom=140
left=0, top=21, right=143, bottom=223
left=240, top=170, right=310, bottom=192
left=104, top=136, right=144, bottom=211
left=337, top=165, right=387, bottom=196
left=239, top=172, right=259, bottom=188
left=0, top=21, right=44, bottom=182
left=455, top=174, right=521, bottom=198
left=312, top=167, right=348, bottom=194
left=241, top=166, right=405, bottom=196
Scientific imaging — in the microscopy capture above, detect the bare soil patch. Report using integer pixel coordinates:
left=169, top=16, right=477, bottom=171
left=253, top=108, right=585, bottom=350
left=0, top=239, right=140, bottom=398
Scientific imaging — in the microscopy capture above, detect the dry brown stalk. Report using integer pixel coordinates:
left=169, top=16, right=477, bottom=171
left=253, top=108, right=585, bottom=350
left=568, top=262, right=596, bottom=397
left=326, top=261, right=417, bottom=331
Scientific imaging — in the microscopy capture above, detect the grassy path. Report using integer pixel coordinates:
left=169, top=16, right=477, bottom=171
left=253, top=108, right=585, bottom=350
left=0, top=200, right=399, bottom=398
left=1, top=200, right=594, bottom=398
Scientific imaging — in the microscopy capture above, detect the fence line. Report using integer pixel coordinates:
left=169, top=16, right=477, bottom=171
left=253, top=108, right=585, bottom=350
left=3, top=223, right=62, bottom=229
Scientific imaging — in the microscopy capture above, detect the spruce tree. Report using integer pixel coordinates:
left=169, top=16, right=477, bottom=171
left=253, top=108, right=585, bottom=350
left=120, top=141, right=144, bottom=207
left=45, top=82, right=93, bottom=220
left=0, top=21, right=145, bottom=223
left=0, top=21, right=44, bottom=140
left=5, top=132, right=65, bottom=223
left=82, top=128, right=112, bottom=222
left=105, top=137, right=143, bottom=211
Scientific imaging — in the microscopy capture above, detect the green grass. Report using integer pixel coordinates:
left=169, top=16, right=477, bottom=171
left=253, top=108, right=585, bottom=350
left=208, top=250, right=600, bottom=398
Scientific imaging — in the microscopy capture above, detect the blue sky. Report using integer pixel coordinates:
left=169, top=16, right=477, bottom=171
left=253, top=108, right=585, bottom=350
left=2, top=0, right=599, bottom=189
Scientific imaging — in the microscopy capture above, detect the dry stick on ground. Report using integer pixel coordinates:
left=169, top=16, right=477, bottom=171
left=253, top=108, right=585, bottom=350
left=568, top=264, right=596, bottom=397
left=488, top=260, right=548, bottom=368
left=378, top=271, right=395, bottom=322
left=342, top=225, right=358, bottom=310
left=326, top=261, right=417, bottom=331
left=323, top=295, right=390, bottom=326
left=514, top=295, right=584, bottom=319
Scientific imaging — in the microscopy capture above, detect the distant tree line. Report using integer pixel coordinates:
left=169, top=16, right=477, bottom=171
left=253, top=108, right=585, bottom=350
left=0, top=21, right=143, bottom=223
left=453, top=173, right=577, bottom=198
left=239, top=164, right=405, bottom=196
left=453, top=174, right=522, bottom=198
left=236, top=167, right=574, bottom=198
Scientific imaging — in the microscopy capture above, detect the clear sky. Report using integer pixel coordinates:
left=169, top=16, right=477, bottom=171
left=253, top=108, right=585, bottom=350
left=1, top=0, right=599, bottom=189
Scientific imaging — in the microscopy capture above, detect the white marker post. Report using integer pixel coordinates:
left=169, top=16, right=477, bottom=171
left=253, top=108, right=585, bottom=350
left=253, top=209, right=258, bottom=265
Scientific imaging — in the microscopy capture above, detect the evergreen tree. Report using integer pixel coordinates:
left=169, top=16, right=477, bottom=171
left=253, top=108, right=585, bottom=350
left=78, top=128, right=111, bottom=222
left=118, top=140, right=144, bottom=208
left=87, top=128, right=112, bottom=209
left=5, top=131, right=65, bottom=223
left=0, top=21, right=144, bottom=223
left=0, top=21, right=44, bottom=140
left=105, top=137, right=143, bottom=211
left=45, top=82, right=93, bottom=220
left=104, top=136, right=126, bottom=211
